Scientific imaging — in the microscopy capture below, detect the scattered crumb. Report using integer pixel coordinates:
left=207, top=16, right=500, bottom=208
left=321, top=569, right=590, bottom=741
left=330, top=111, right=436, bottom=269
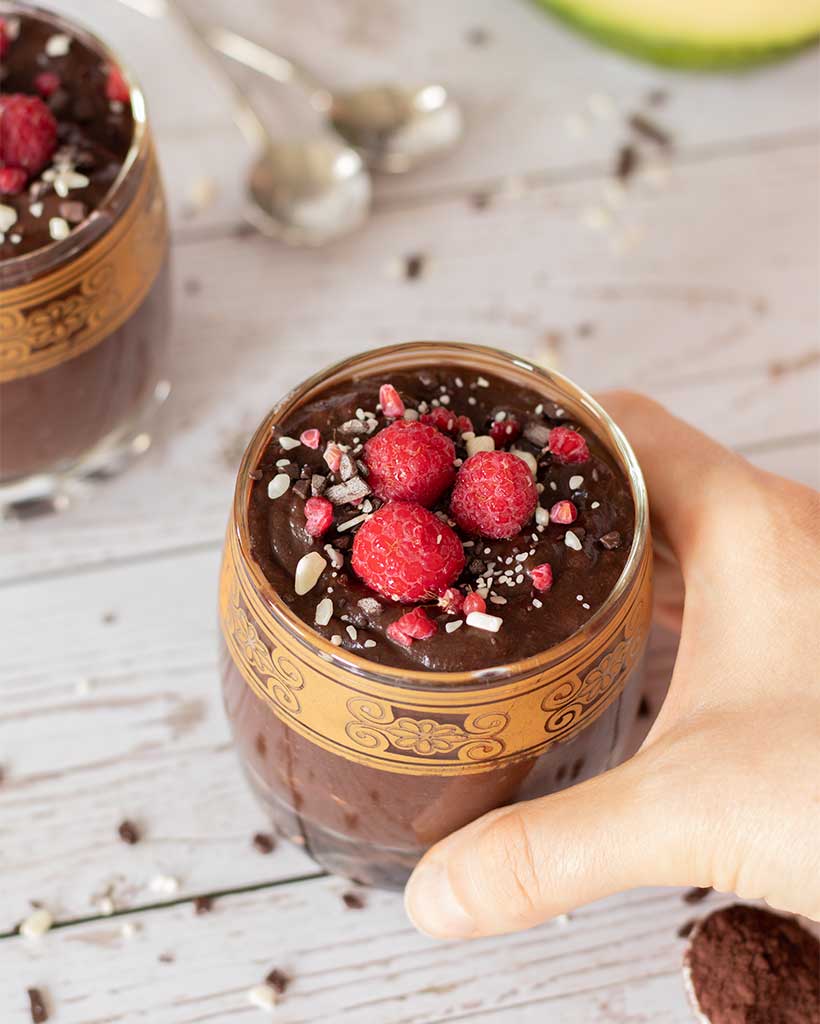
left=194, top=896, right=214, bottom=915
left=183, top=277, right=201, bottom=296
left=252, top=832, right=275, bottom=855
left=101, top=610, right=118, bottom=625
left=19, top=908, right=53, bottom=939
left=247, top=984, right=277, bottom=1011
left=265, top=968, right=290, bottom=995
left=614, top=143, right=639, bottom=183
left=629, top=112, right=672, bottom=148
left=27, top=987, right=49, bottom=1023
left=158, top=951, right=175, bottom=964
left=149, top=874, right=179, bottom=896
left=404, top=253, right=426, bottom=280
left=120, top=920, right=139, bottom=939
left=469, top=191, right=492, bottom=211
left=465, top=25, right=491, bottom=46
left=118, top=820, right=141, bottom=845
left=342, top=891, right=365, bottom=910
left=677, top=917, right=697, bottom=938
left=683, top=886, right=713, bottom=904
left=646, top=88, right=668, bottom=107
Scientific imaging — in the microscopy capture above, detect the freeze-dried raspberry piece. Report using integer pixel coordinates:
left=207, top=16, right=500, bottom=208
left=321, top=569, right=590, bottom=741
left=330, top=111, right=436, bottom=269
left=549, top=426, right=590, bottom=464
left=300, top=428, right=321, bottom=449
left=530, top=563, right=553, bottom=592
left=438, top=587, right=464, bottom=614
left=549, top=500, right=577, bottom=525
left=363, top=420, right=455, bottom=507
left=379, top=383, right=405, bottom=418
left=0, top=94, right=57, bottom=175
left=304, top=497, right=333, bottom=537
left=456, top=415, right=474, bottom=435
left=450, top=450, right=537, bottom=539
left=34, top=72, right=61, bottom=98
left=387, top=606, right=437, bottom=646
left=351, top=501, right=465, bottom=603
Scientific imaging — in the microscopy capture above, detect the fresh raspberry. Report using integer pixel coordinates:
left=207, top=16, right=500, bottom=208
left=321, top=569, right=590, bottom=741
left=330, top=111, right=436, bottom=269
left=530, top=562, right=553, bottom=592
left=462, top=592, right=486, bottom=616
left=549, top=500, right=577, bottom=525
left=106, top=64, right=130, bottom=104
left=549, top=426, right=589, bottom=464
left=0, top=19, right=11, bottom=60
left=489, top=417, right=522, bottom=449
left=34, top=72, right=61, bottom=99
left=351, top=501, right=465, bottom=603
left=421, top=405, right=457, bottom=435
left=363, top=420, right=455, bottom=507
left=438, top=587, right=464, bottom=614
left=456, top=415, right=473, bottom=435
left=387, top=606, right=437, bottom=647
left=323, top=442, right=342, bottom=474
left=304, top=496, right=333, bottom=537
left=300, top=428, right=321, bottom=449
left=0, top=166, right=27, bottom=195
left=379, top=383, right=405, bottom=419
left=0, top=94, right=57, bottom=175
left=450, top=450, right=537, bottom=539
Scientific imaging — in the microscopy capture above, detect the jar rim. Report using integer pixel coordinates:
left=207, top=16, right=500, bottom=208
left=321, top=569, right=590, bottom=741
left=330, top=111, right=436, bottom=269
left=0, top=1, right=148, bottom=276
left=232, top=341, right=650, bottom=690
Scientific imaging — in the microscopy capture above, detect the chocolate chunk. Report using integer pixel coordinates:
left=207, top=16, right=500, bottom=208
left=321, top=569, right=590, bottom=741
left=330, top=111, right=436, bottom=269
left=194, top=895, right=214, bottom=915
left=300, top=464, right=312, bottom=479
left=685, top=905, right=819, bottom=1024
left=325, top=477, right=371, bottom=506
left=337, top=419, right=366, bottom=436
left=683, top=886, right=713, bottom=904
left=677, top=917, right=696, bottom=938
left=629, top=112, right=672, bottom=148
left=404, top=253, right=425, bottom=280
left=58, top=200, right=86, bottom=223
left=158, top=952, right=175, bottom=964
left=284, top=464, right=300, bottom=480
left=614, top=144, right=638, bottom=183
left=27, top=988, right=48, bottom=1023
left=291, top=479, right=310, bottom=499
left=117, top=819, right=140, bottom=845
left=468, top=558, right=485, bottom=576
left=310, top=475, right=327, bottom=496
left=265, top=969, right=290, bottom=995
left=339, top=453, right=357, bottom=481
left=342, top=891, right=365, bottom=910
left=598, top=531, right=621, bottom=550
left=523, top=421, right=551, bottom=448
left=252, top=832, right=275, bottom=854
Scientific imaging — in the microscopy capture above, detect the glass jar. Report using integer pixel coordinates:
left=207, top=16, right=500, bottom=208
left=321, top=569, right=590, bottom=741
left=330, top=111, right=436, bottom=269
left=219, top=342, right=652, bottom=889
left=0, top=2, right=171, bottom=512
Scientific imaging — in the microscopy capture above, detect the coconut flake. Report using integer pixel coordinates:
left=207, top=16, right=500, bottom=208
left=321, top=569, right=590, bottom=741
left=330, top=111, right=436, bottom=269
left=569, top=475, right=584, bottom=489
left=267, top=473, right=291, bottom=500
left=295, top=552, right=327, bottom=595
left=466, top=611, right=503, bottom=632
left=315, top=598, right=333, bottom=626
left=0, top=205, right=18, bottom=233
left=535, top=506, right=550, bottom=526
left=564, top=530, right=583, bottom=551
left=279, top=436, right=301, bottom=451
left=445, top=620, right=463, bottom=633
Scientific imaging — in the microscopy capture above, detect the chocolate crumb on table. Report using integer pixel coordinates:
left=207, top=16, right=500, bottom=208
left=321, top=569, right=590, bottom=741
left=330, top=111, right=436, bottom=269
left=117, top=819, right=140, bottom=845
left=193, top=896, right=214, bottom=915
left=27, top=988, right=49, bottom=1023
left=677, top=918, right=697, bottom=939
left=252, top=832, right=275, bottom=854
left=629, top=112, right=673, bottom=149
left=683, top=886, right=713, bottom=904
left=615, top=143, right=639, bottom=183
left=265, top=969, right=290, bottom=995
left=342, top=891, right=365, bottom=910
left=403, top=253, right=426, bottom=280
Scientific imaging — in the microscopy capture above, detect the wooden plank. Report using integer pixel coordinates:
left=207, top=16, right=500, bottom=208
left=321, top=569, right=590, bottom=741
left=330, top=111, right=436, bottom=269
left=1, top=142, right=817, bottom=581
left=0, top=545, right=676, bottom=929
left=0, top=877, right=759, bottom=1023
left=44, top=0, right=820, bottom=235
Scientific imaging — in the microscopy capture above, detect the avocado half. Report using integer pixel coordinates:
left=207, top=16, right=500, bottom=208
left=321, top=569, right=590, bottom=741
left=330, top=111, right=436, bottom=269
left=534, top=0, right=820, bottom=69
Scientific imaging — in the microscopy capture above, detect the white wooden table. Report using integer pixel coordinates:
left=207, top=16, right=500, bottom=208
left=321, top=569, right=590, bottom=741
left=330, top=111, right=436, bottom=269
left=1, top=2, right=818, bottom=1020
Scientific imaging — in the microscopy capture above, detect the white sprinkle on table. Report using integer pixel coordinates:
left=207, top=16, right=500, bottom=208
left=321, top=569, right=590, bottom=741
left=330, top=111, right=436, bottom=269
left=20, top=908, right=53, bottom=938
left=247, top=983, right=278, bottom=1011
left=267, top=473, right=290, bottom=500
left=149, top=874, right=179, bottom=896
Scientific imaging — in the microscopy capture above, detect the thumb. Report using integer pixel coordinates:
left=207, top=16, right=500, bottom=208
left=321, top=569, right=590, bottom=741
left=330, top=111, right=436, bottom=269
left=404, top=742, right=698, bottom=939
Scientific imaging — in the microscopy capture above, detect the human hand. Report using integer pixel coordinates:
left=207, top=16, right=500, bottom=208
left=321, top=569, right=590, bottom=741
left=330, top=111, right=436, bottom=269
left=404, top=392, right=820, bottom=939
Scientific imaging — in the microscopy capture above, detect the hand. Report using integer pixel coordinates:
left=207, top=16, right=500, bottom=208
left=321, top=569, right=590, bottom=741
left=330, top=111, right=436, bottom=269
left=404, top=392, right=820, bottom=939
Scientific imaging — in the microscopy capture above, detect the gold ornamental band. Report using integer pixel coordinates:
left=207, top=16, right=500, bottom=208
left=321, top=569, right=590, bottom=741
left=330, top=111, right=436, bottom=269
left=0, top=142, right=168, bottom=384
left=219, top=526, right=653, bottom=777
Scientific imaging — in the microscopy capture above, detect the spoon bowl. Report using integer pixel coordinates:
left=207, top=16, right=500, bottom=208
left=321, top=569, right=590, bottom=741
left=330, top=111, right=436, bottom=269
left=246, top=137, right=371, bottom=246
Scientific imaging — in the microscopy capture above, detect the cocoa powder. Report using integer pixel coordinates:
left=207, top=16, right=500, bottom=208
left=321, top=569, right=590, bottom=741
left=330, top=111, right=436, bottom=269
left=685, top=905, right=819, bottom=1024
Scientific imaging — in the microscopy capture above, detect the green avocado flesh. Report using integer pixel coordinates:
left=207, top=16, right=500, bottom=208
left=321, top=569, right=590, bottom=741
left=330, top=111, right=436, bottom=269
left=534, top=0, right=820, bottom=69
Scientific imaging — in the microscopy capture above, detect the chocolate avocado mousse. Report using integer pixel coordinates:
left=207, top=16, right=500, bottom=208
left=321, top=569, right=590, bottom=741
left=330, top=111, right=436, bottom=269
left=247, top=366, right=635, bottom=672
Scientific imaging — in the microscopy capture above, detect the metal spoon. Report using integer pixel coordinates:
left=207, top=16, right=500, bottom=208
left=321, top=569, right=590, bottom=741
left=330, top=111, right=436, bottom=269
left=203, top=26, right=464, bottom=174
left=161, top=0, right=371, bottom=246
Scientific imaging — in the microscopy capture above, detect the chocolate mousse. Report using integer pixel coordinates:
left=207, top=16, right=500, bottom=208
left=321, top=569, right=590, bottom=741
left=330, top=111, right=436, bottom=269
left=247, top=366, right=634, bottom=671
left=0, top=6, right=170, bottom=496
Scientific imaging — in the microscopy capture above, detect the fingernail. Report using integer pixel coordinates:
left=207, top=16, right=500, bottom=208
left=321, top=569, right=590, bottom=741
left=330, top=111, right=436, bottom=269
left=404, top=860, right=477, bottom=940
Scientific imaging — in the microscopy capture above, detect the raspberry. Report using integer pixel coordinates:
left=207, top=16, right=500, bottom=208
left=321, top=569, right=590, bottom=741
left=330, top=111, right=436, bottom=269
left=379, top=383, right=405, bottom=418
left=300, top=428, right=321, bottom=449
left=549, top=426, right=589, bottom=464
left=421, top=406, right=457, bottom=435
left=106, top=64, right=130, bottom=104
left=462, top=592, right=486, bottom=616
left=438, top=587, right=464, bottom=614
left=549, top=500, right=577, bottom=525
left=387, top=607, right=437, bottom=647
left=530, top=562, right=553, bottom=592
left=450, top=450, right=537, bottom=539
left=489, top=417, right=522, bottom=449
left=0, top=94, right=57, bottom=175
left=35, top=72, right=61, bottom=99
left=351, top=501, right=465, bottom=603
left=304, top=496, right=333, bottom=537
left=0, top=166, right=27, bottom=195
left=363, top=420, right=455, bottom=507
left=323, top=442, right=342, bottom=474
left=0, top=19, right=10, bottom=60
left=456, top=415, right=473, bottom=435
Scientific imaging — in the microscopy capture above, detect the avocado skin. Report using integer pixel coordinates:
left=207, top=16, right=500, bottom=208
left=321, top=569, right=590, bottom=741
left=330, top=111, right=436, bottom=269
left=534, top=0, right=820, bottom=70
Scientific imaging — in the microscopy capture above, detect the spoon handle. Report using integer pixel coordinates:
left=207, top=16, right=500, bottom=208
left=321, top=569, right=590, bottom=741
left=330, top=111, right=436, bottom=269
left=203, top=26, right=333, bottom=114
